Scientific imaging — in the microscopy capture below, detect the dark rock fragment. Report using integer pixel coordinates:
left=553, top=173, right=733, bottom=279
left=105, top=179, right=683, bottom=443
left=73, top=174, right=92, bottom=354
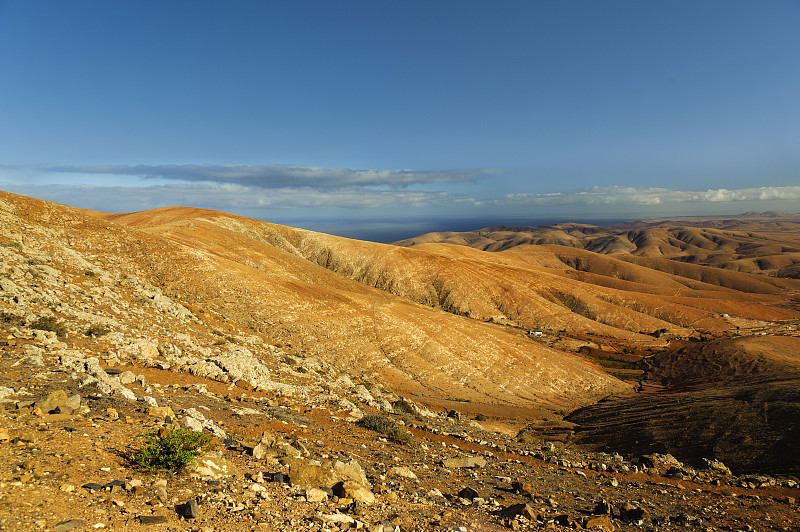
left=457, top=487, right=479, bottom=500
left=176, top=498, right=200, bottom=519
left=138, top=515, right=169, bottom=524
left=498, top=503, right=537, bottom=520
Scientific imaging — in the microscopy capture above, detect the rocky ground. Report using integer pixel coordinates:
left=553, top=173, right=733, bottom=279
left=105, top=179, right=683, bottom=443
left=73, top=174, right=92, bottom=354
left=1, top=324, right=799, bottom=532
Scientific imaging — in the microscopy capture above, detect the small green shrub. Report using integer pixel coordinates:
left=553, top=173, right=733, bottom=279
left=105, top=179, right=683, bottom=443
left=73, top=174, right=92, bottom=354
left=358, top=414, right=412, bottom=445
left=30, top=316, right=68, bottom=337
left=392, top=398, right=416, bottom=415
left=133, top=428, right=213, bottom=473
left=0, top=310, right=24, bottom=325
left=85, top=324, right=110, bottom=337
left=475, top=414, right=487, bottom=422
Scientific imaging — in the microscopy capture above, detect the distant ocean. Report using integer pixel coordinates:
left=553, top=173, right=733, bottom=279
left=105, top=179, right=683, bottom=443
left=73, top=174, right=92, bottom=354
left=279, top=217, right=632, bottom=243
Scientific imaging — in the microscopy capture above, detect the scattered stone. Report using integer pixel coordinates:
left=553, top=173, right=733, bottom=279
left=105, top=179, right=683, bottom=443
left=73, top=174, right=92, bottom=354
left=592, top=499, right=612, bottom=515
left=511, top=480, right=533, bottom=496
left=176, top=499, right=200, bottom=519
left=35, top=389, right=68, bottom=413
left=53, top=520, right=88, bottom=532
left=619, top=501, right=648, bottom=524
left=65, top=394, right=81, bottom=410
left=457, top=487, right=480, bottom=500
left=386, top=465, right=417, bottom=479
left=306, top=487, right=329, bottom=502
left=183, top=453, right=240, bottom=479
left=584, top=514, right=614, bottom=531
left=553, top=514, right=572, bottom=527
left=138, top=515, right=169, bottom=525
left=498, top=503, right=537, bottom=520
left=146, top=406, right=175, bottom=419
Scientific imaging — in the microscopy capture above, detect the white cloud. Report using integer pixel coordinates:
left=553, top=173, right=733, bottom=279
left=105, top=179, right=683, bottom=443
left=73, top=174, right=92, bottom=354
left=41, top=163, right=500, bottom=189
left=500, top=185, right=800, bottom=207
left=0, top=182, right=457, bottom=213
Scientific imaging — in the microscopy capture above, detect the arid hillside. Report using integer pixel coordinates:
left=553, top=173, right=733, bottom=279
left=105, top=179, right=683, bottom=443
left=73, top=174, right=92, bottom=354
left=394, top=213, right=800, bottom=278
left=99, top=206, right=800, bottom=343
left=2, top=191, right=630, bottom=414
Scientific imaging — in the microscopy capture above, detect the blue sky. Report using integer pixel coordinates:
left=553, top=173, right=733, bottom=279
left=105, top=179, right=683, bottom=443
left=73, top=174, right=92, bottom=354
left=1, top=1, right=799, bottom=241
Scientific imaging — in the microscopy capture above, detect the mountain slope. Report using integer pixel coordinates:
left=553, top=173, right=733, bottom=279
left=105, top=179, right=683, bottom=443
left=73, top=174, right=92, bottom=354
left=1, top=191, right=629, bottom=413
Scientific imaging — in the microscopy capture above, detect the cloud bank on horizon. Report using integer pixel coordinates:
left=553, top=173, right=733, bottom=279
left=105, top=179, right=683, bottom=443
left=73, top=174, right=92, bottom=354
left=41, top=164, right=498, bottom=190
left=1, top=163, right=798, bottom=229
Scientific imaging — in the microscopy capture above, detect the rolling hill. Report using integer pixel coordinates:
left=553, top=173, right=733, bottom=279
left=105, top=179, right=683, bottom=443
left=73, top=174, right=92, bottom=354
left=393, top=213, right=800, bottom=278
left=3, top=189, right=800, bottom=474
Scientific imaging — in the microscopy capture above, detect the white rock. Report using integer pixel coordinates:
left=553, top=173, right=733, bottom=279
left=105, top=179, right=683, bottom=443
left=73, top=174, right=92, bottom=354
left=183, top=416, right=204, bottom=432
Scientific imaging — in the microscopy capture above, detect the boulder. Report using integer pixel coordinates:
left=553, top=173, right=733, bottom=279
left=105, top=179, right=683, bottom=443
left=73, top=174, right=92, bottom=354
left=305, top=487, right=329, bottom=503
left=332, top=480, right=375, bottom=504
left=183, top=453, right=240, bottom=480
left=286, top=458, right=374, bottom=504
left=250, top=430, right=302, bottom=459
left=176, top=499, right=200, bottom=519
left=498, top=503, right=537, bottom=520
left=213, top=349, right=272, bottom=390
left=286, top=458, right=340, bottom=489
left=584, top=514, right=614, bottom=532
left=35, top=390, right=68, bottom=413
left=386, top=466, right=417, bottom=479
left=146, top=406, right=175, bottom=419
